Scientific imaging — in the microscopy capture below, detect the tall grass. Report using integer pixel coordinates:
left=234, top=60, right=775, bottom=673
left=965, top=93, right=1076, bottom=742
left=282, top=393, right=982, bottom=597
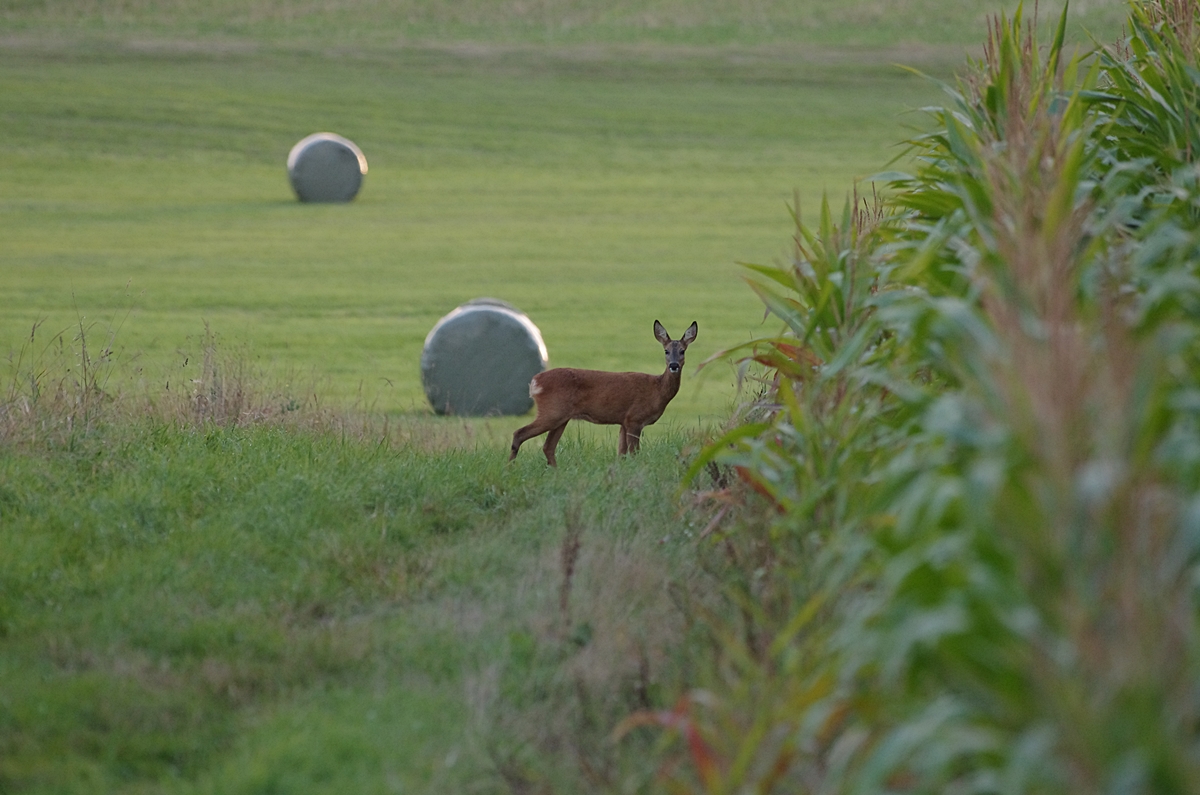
left=0, top=318, right=724, bottom=793
left=645, top=2, right=1200, bottom=792
left=1, top=320, right=321, bottom=449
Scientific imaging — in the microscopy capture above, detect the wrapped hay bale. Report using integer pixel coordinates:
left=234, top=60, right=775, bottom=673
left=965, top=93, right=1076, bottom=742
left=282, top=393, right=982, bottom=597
left=287, top=133, right=367, bottom=203
left=421, top=299, right=548, bottom=416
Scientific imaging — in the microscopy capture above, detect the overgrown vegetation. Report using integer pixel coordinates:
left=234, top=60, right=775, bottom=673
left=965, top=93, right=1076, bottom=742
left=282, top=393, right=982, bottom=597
left=1, top=323, right=722, bottom=793
left=650, top=1, right=1200, bottom=792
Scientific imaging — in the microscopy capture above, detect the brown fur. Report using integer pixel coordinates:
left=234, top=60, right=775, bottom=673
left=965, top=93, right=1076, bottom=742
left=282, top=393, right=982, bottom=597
left=510, top=321, right=697, bottom=466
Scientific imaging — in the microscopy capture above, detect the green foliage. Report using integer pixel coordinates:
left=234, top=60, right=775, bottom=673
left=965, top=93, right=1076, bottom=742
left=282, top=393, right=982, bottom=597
left=656, top=2, right=1200, bottom=793
left=690, top=193, right=903, bottom=517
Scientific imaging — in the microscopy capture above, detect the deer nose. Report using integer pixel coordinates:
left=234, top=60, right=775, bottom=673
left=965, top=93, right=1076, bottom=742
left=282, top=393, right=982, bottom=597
left=669, top=363, right=680, bottom=373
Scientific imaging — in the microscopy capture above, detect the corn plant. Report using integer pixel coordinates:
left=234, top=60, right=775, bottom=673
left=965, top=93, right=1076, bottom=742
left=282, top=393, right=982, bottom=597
left=845, top=6, right=1200, bottom=791
left=688, top=191, right=911, bottom=523
left=639, top=2, right=1200, bottom=793
left=613, top=186, right=919, bottom=793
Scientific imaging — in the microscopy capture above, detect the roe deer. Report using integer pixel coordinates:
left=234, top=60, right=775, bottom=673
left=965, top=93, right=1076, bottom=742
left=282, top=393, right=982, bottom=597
left=509, top=320, right=698, bottom=466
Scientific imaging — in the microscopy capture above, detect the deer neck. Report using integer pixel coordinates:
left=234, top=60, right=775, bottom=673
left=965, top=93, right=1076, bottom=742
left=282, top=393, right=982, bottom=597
left=657, top=368, right=682, bottom=406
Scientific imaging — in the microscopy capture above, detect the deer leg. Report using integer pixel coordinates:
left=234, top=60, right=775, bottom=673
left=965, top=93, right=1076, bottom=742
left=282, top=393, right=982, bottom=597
left=618, top=425, right=629, bottom=455
left=542, top=422, right=569, bottom=467
left=510, top=417, right=559, bottom=461
left=626, top=426, right=643, bottom=454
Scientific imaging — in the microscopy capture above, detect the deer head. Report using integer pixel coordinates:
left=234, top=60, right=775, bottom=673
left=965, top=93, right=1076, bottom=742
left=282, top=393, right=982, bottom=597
left=654, top=320, right=698, bottom=375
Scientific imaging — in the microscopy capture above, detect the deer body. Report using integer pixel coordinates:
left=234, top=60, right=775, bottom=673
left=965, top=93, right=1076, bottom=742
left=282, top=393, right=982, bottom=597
left=510, top=321, right=697, bottom=466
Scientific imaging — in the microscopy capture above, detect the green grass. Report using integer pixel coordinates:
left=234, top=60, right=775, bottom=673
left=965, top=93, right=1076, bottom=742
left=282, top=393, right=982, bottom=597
left=0, top=418, right=711, bottom=793
left=0, top=0, right=1128, bottom=48
left=0, top=0, right=1126, bottom=419
left=0, top=44, right=951, bottom=420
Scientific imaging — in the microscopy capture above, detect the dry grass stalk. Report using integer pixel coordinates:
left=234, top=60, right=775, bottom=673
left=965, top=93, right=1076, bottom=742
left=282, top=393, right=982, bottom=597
left=1145, top=0, right=1199, bottom=57
left=558, top=503, right=584, bottom=630
left=0, top=320, right=527, bottom=455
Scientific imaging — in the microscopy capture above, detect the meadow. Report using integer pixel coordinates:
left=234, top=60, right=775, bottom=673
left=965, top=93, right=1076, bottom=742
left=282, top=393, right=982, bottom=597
left=0, top=45, right=944, bottom=421
left=0, top=0, right=1124, bottom=419
left=0, top=1, right=1136, bottom=793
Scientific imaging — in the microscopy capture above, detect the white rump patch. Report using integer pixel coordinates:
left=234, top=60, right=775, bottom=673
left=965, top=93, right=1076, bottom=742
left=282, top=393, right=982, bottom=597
left=530, top=377, right=543, bottom=397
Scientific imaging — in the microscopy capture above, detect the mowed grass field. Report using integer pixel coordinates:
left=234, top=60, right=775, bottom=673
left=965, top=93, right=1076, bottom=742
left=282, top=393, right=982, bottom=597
left=0, top=2, right=1130, bottom=794
left=2, top=46, right=943, bottom=422
left=1, top=0, right=1126, bottom=421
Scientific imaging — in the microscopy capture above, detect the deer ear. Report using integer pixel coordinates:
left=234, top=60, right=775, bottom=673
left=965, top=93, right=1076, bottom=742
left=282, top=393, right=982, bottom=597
left=653, top=320, right=670, bottom=345
left=681, top=321, right=698, bottom=345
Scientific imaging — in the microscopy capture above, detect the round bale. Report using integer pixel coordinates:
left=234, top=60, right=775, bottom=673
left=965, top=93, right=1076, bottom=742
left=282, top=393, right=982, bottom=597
left=421, top=300, right=548, bottom=416
left=287, top=133, right=368, bottom=203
